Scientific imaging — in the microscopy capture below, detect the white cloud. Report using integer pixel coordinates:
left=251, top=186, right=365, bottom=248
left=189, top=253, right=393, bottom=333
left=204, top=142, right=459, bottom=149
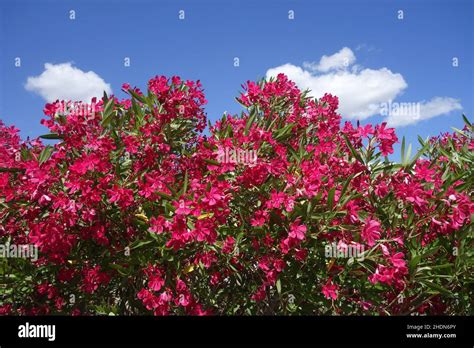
left=266, top=47, right=462, bottom=125
left=384, top=97, right=462, bottom=127
left=267, top=61, right=407, bottom=120
left=303, top=47, right=356, bottom=72
left=25, top=63, right=112, bottom=102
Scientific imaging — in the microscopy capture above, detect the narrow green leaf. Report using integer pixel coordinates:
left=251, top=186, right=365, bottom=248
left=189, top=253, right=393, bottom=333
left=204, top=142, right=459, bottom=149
left=132, top=99, right=144, bottom=125
left=109, top=263, right=129, bottom=276
left=342, top=134, right=363, bottom=164
left=417, top=135, right=425, bottom=147
left=101, top=98, right=115, bottom=127
left=401, top=136, right=406, bottom=164
left=203, top=158, right=220, bottom=166
left=103, top=98, right=114, bottom=118
left=156, top=191, right=173, bottom=201
left=39, top=133, right=62, bottom=140
left=405, top=144, right=412, bottom=165
left=306, top=200, right=312, bottom=217
left=182, top=170, right=188, bottom=195
left=408, top=141, right=431, bottom=168
left=244, top=109, right=257, bottom=135
left=128, top=89, right=146, bottom=103
left=462, top=114, right=471, bottom=127
left=129, top=239, right=153, bottom=250
left=428, top=263, right=454, bottom=270
left=339, top=174, right=355, bottom=201
left=276, top=279, right=282, bottom=295
left=409, top=254, right=422, bottom=274
left=420, top=280, right=453, bottom=297
left=38, top=146, right=54, bottom=165
left=451, top=127, right=466, bottom=136
left=327, top=187, right=336, bottom=209
left=0, top=167, right=25, bottom=173
left=274, top=123, right=295, bottom=141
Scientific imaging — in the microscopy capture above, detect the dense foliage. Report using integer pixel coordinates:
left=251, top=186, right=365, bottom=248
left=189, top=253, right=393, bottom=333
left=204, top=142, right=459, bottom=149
left=0, top=74, right=472, bottom=315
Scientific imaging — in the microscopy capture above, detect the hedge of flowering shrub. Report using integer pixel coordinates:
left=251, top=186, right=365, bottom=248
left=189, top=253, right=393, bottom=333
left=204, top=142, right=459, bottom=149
left=0, top=74, right=473, bottom=315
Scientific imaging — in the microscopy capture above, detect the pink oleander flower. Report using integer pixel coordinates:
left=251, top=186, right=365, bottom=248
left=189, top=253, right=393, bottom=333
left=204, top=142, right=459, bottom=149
left=173, top=199, right=193, bottom=215
left=361, top=218, right=381, bottom=247
left=322, top=280, right=339, bottom=300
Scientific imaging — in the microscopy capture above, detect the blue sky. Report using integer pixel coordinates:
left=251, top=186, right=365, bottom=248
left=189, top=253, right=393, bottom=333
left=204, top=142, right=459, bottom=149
left=0, top=0, right=472, bottom=159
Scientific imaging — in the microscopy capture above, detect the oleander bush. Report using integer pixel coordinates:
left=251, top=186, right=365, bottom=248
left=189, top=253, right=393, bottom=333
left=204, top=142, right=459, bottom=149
left=0, top=74, right=472, bottom=315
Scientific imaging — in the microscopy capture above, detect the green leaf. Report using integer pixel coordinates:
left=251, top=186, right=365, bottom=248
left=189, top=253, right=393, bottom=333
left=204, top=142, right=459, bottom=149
left=327, top=187, right=336, bottom=209
left=38, top=146, right=54, bottom=165
left=417, top=135, right=426, bottom=147
left=101, top=98, right=115, bottom=127
left=402, top=141, right=412, bottom=167
left=338, top=173, right=356, bottom=205
left=39, top=133, right=62, bottom=140
left=401, top=136, right=406, bottom=163
left=129, top=239, right=153, bottom=250
left=128, top=89, right=147, bottom=103
left=182, top=170, right=188, bottom=195
left=148, top=230, right=161, bottom=241
left=428, top=263, right=454, bottom=270
left=132, top=99, right=144, bottom=126
left=409, top=254, right=422, bottom=274
left=420, top=280, right=453, bottom=297
left=276, top=279, right=281, bottom=294
left=306, top=200, right=312, bottom=217
left=408, top=141, right=430, bottom=168
left=462, top=114, right=471, bottom=127
left=406, top=143, right=412, bottom=159
left=203, top=158, right=220, bottom=166
left=104, top=98, right=114, bottom=117
left=451, top=127, right=466, bottom=137
left=244, top=108, right=257, bottom=135
left=156, top=191, right=173, bottom=201
left=274, top=123, right=295, bottom=141
left=109, top=263, right=129, bottom=276
left=0, top=167, right=25, bottom=173
left=288, top=147, right=301, bottom=163
left=420, top=245, right=440, bottom=258
left=342, top=134, right=364, bottom=164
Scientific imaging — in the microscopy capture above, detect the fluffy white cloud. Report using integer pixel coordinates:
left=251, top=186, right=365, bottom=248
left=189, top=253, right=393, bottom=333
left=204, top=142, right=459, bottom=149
left=303, top=47, right=356, bottom=72
left=25, top=63, right=112, bottom=102
left=266, top=48, right=462, bottom=125
left=384, top=97, right=462, bottom=127
left=267, top=62, right=407, bottom=120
